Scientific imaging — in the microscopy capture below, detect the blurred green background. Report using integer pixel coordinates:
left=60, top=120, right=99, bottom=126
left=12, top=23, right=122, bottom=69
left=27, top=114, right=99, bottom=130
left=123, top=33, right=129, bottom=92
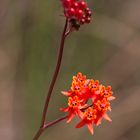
left=0, top=0, right=140, bottom=140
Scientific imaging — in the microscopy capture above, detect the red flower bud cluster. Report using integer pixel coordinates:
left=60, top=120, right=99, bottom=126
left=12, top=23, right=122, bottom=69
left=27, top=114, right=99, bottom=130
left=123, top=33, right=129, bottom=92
left=60, top=72, right=115, bottom=135
left=61, top=0, right=92, bottom=30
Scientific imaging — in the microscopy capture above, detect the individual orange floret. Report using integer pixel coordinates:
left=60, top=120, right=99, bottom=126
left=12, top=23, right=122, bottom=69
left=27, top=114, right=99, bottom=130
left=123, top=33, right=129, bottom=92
left=60, top=96, right=86, bottom=123
left=68, top=96, right=81, bottom=108
left=71, top=82, right=83, bottom=93
left=88, top=79, right=99, bottom=92
left=100, top=85, right=115, bottom=101
left=76, top=107, right=97, bottom=135
left=94, top=98, right=112, bottom=126
left=95, top=98, right=111, bottom=112
left=62, top=73, right=88, bottom=98
left=71, top=72, right=87, bottom=94
left=87, top=79, right=100, bottom=101
left=72, top=72, right=86, bottom=84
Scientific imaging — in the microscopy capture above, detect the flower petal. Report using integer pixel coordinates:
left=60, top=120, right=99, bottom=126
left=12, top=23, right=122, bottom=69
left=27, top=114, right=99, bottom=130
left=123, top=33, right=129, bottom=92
left=108, top=106, right=112, bottom=111
left=103, top=113, right=112, bottom=122
left=61, top=91, right=71, bottom=96
left=108, top=96, right=116, bottom=101
left=67, top=112, right=75, bottom=123
left=95, top=118, right=102, bottom=126
left=79, top=104, right=88, bottom=109
left=77, top=110, right=84, bottom=119
left=91, top=96, right=96, bottom=102
left=75, top=119, right=86, bottom=128
left=84, top=79, right=90, bottom=86
left=87, top=123, right=94, bottom=135
left=60, top=107, right=69, bottom=112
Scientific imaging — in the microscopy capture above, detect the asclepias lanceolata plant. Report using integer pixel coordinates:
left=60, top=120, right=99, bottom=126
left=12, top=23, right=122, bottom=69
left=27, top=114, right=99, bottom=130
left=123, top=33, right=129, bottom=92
left=33, top=0, right=115, bottom=139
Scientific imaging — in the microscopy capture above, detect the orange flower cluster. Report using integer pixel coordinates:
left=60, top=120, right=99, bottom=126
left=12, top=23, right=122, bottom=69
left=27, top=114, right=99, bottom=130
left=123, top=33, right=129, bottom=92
left=60, top=72, right=115, bottom=134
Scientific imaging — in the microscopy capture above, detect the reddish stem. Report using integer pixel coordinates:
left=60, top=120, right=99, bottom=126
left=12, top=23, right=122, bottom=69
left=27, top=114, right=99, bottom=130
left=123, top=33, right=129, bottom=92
left=33, top=19, right=70, bottom=140
left=33, top=128, right=44, bottom=140
left=33, top=115, right=67, bottom=140
left=40, top=19, right=68, bottom=128
left=43, top=115, right=68, bottom=129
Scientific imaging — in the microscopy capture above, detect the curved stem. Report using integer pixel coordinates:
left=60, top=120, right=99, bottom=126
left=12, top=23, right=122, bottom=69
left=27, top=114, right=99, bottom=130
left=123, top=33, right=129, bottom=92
left=40, top=18, right=68, bottom=128
left=33, top=19, right=70, bottom=140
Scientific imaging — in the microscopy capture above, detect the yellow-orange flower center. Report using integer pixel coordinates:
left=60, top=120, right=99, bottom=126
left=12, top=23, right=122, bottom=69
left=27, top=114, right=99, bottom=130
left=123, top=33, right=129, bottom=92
left=68, top=96, right=80, bottom=108
left=85, top=107, right=97, bottom=120
left=88, top=80, right=99, bottom=91
left=71, top=72, right=86, bottom=92
left=96, top=98, right=110, bottom=112
left=100, top=86, right=112, bottom=98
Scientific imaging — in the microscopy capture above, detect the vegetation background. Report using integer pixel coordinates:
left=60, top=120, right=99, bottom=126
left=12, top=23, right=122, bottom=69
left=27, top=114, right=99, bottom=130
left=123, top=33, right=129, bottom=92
left=0, top=0, right=140, bottom=140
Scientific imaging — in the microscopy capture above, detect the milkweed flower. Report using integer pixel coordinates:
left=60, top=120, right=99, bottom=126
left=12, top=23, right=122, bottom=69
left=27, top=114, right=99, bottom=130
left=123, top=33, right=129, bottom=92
left=60, top=0, right=92, bottom=30
left=60, top=72, right=115, bottom=135
left=60, top=95, right=87, bottom=123
left=76, top=107, right=97, bottom=134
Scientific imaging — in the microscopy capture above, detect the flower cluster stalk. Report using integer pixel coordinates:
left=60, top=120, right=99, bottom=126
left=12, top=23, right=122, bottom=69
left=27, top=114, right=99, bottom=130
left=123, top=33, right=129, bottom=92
left=33, top=19, right=70, bottom=140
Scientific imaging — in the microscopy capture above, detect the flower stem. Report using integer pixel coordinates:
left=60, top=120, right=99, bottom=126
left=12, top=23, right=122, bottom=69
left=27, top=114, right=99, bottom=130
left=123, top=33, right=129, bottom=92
left=40, top=18, right=68, bottom=128
left=33, top=19, right=70, bottom=140
left=33, top=128, right=44, bottom=140
left=43, top=115, right=68, bottom=129
left=33, top=115, right=67, bottom=140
